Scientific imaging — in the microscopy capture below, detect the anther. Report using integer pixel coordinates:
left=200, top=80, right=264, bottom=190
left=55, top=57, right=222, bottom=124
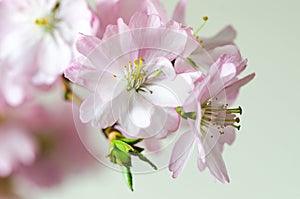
left=231, top=124, right=241, bottom=130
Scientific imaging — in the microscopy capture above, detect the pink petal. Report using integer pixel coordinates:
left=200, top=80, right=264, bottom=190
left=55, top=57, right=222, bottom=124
left=129, top=12, right=161, bottom=28
left=191, top=45, right=241, bottom=71
left=143, top=138, right=162, bottom=153
left=204, top=145, right=230, bottom=183
left=172, top=0, right=187, bottom=24
left=225, top=73, right=255, bottom=96
left=201, top=26, right=237, bottom=50
left=76, top=34, right=101, bottom=57
left=169, top=131, right=195, bottom=178
left=220, top=63, right=237, bottom=83
left=144, top=0, right=169, bottom=23
left=197, top=129, right=230, bottom=183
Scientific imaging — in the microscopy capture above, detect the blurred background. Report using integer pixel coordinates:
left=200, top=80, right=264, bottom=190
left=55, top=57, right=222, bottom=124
left=3, top=0, right=300, bottom=198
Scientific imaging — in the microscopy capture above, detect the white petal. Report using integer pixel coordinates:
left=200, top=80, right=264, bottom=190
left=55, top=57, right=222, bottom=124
left=141, top=84, right=181, bottom=107
left=128, top=93, right=154, bottom=128
left=146, top=57, right=176, bottom=81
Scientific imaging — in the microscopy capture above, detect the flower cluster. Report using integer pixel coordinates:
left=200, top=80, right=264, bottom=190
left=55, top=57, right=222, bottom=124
left=0, top=0, right=254, bottom=194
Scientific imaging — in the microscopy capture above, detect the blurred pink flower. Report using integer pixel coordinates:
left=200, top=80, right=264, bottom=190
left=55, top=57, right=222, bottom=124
left=0, top=101, right=94, bottom=189
left=93, top=0, right=187, bottom=38
left=0, top=0, right=92, bottom=106
left=65, top=12, right=191, bottom=138
left=169, top=54, right=255, bottom=182
left=15, top=102, right=94, bottom=188
left=0, top=104, right=39, bottom=178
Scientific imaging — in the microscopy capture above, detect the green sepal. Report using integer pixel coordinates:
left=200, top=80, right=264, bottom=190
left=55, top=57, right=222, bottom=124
left=176, top=107, right=196, bottom=120
left=132, top=146, right=144, bottom=153
left=131, top=152, right=158, bottom=170
left=108, top=141, right=132, bottom=168
left=112, top=140, right=133, bottom=152
left=176, top=107, right=187, bottom=119
left=122, top=167, right=133, bottom=192
left=119, top=138, right=143, bottom=145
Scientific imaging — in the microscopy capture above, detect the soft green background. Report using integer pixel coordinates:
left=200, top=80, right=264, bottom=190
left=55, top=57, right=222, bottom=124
left=37, top=0, right=300, bottom=198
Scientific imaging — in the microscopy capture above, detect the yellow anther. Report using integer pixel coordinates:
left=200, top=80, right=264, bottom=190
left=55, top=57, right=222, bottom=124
left=203, top=16, right=208, bottom=21
left=35, top=18, right=48, bottom=26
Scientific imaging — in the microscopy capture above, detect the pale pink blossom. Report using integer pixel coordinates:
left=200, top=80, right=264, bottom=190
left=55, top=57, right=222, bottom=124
left=0, top=104, right=38, bottom=178
left=16, top=102, right=94, bottom=188
left=93, top=0, right=187, bottom=38
left=0, top=124, right=36, bottom=178
left=0, top=0, right=92, bottom=106
left=0, top=101, right=94, bottom=188
left=65, top=12, right=192, bottom=138
left=169, top=54, right=255, bottom=182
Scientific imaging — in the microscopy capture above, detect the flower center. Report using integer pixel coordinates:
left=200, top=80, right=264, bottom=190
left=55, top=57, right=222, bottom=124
left=113, top=57, right=164, bottom=93
left=124, top=58, right=148, bottom=93
left=34, top=2, right=60, bottom=32
left=201, top=100, right=242, bottom=135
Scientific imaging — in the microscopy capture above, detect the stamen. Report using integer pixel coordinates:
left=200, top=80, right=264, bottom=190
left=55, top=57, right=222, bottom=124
left=52, top=1, right=60, bottom=13
left=124, top=58, right=148, bottom=92
left=228, top=106, right=243, bottom=115
left=35, top=2, right=61, bottom=32
left=201, top=102, right=243, bottom=133
left=194, top=16, right=209, bottom=36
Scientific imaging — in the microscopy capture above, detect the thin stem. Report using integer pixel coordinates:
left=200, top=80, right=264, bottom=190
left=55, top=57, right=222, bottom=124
left=61, top=76, right=83, bottom=105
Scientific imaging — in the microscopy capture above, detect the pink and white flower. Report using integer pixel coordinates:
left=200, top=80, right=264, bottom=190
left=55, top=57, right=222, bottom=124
left=0, top=0, right=92, bottom=106
left=65, top=12, right=192, bottom=138
left=169, top=54, right=255, bottom=182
